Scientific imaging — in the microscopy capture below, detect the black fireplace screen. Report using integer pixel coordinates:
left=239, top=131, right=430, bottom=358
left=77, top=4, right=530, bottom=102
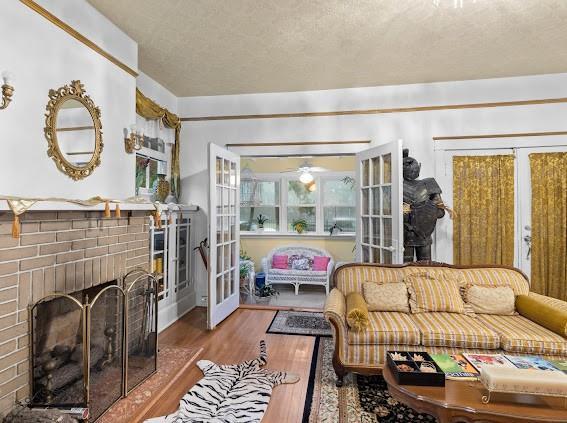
left=30, top=270, right=158, bottom=421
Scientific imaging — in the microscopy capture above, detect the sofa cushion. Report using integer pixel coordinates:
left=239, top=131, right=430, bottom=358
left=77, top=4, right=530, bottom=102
left=266, top=268, right=327, bottom=283
left=362, top=282, right=410, bottom=313
left=465, top=285, right=516, bottom=315
left=348, top=312, right=421, bottom=346
left=478, top=315, right=567, bottom=355
left=405, top=273, right=466, bottom=314
left=459, top=268, right=529, bottom=295
left=412, top=313, right=501, bottom=349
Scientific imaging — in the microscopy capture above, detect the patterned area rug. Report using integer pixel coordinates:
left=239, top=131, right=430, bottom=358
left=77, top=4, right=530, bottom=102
left=267, top=311, right=332, bottom=337
left=303, top=338, right=437, bottom=422
left=96, top=345, right=202, bottom=423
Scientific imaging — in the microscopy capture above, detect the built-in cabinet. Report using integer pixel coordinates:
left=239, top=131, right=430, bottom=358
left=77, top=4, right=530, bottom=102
left=150, top=207, right=196, bottom=332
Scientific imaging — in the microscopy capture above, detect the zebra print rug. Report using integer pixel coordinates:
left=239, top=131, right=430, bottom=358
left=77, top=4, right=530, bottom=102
left=147, top=341, right=299, bottom=423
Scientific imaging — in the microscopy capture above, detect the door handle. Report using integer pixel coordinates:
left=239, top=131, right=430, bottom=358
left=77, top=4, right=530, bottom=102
left=384, top=246, right=396, bottom=252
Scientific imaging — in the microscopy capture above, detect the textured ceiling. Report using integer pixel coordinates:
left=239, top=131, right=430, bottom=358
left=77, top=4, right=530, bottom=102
left=87, top=0, right=567, bottom=97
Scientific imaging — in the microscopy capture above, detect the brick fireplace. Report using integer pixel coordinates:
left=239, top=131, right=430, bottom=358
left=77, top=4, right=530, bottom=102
left=0, top=209, right=151, bottom=417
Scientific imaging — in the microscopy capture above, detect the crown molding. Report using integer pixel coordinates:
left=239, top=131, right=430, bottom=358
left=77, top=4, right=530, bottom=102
left=433, top=131, right=567, bottom=141
left=181, top=97, right=567, bottom=122
left=20, top=0, right=138, bottom=77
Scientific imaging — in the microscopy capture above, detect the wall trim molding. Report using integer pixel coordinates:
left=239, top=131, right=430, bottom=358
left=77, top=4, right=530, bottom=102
left=20, top=0, right=138, bottom=77
left=433, top=131, right=567, bottom=141
left=181, top=97, right=567, bottom=122
left=226, top=140, right=370, bottom=147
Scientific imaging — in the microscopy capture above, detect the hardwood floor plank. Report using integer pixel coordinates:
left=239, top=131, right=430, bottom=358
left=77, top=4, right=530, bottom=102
left=141, top=307, right=315, bottom=423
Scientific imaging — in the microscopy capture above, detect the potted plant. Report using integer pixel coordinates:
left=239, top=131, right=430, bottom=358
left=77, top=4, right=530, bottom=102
left=292, top=218, right=308, bottom=234
left=256, top=214, right=269, bottom=232
left=255, top=284, right=278, bottom=304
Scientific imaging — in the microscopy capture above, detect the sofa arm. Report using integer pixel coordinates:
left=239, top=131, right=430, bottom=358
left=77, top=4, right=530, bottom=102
left=517, top=293, right=567, bottom=337
left=324, top=288, right=349, bottom=362
left=326, top=259, right=335, bottom=276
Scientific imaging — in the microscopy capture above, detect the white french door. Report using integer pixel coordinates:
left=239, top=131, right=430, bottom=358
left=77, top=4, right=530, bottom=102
left=208, top=143, right=240, bottom=330
left=356, top=140, right=403, bottom=264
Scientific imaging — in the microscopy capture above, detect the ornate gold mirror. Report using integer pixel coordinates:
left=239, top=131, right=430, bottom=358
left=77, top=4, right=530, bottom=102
left=44, top=80, right=103, bottom=180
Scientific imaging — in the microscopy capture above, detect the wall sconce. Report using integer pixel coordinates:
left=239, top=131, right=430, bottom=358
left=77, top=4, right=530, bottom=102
left=0, top=71, right=14, bottom=110
left=124, top=124, right=144, bottom=153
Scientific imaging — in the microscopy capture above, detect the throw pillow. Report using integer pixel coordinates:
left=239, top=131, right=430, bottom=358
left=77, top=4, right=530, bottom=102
left=289, top=254, right=312, bottom=270
left=362, top=282, right=410, bottom=313
left=516, top=295, right=567, bottom=337
left=346, top=292, right=370, bottom=332
left=405, top=272, right=465, bottom=314
left=465, top=285, right=516, bottom=315
left=272, top=254, right=288, bottom=269
left=313, top=256, right=330, bottom=271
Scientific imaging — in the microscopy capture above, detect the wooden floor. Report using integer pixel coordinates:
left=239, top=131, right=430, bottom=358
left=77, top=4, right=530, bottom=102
left=141, top=307, right=315, bottom=423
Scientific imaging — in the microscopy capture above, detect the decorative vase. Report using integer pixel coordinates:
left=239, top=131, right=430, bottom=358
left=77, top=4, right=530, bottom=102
left=257, top=225, right=264, bottom=233
left=155, top=175, right=170, bottom=203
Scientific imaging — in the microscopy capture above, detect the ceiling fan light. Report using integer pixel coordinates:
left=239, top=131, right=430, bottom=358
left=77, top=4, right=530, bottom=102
left=299, top=172, right=314, bottom=184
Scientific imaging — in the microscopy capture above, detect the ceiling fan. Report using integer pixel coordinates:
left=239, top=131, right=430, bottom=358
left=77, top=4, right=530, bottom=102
left=280, top=161, right=330, bottom=183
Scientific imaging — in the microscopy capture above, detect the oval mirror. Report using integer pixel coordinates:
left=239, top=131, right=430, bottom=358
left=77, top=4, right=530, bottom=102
left=45, top=80, right=103, bottom=180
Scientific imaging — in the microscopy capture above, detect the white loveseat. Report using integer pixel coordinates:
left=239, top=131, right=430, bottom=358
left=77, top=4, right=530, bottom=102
left=261, top=246, right=334, bottom=295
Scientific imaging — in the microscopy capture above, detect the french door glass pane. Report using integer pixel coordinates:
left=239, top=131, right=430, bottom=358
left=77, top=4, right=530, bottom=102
left=372, top=248, right=380, bottom=263
left=216, top=158, right=222, bottom=185
left=362, top=188, right=369, bottom=215
left=362, top=159, right=369, bottom=186
left=372, top=217, right=381, bottom=244
left=230, top=162, right=237, bottom=187
left=383, top=249, right=392, bottom=264
left=323, top=206, right=355, bottom=232
left=224, top=159, right=230, bottom=185
left=216, top=216, right=222, bottom=243
left=362, top=217, right=370, bottom=243
left=371, top=187, right=380, bottom=215
left=382, top=153, right=392, bottom=183
left=383, top=217, right=393, bottom=247
left=372, top=157, right=380, bottom=185
left=216, top=276, right=223, bottom=304
left=216, top=246, right=223, bottom=274
left=240, top=206, right=279, bottom=231
left=362, top=246, right=370, bottom=262
left=382, top=186, right=392, bottom=215
left=287, top=207, right=316, bottom=232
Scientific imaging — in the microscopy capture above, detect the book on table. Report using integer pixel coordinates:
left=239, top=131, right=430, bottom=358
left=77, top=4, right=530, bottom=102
left=504, top=355, right=563, bottom=372
left=462, top=353, right=516, bottom=372
left=549, top=359, right=567, bottom=373
left=430, top=353, right=479, bottom=380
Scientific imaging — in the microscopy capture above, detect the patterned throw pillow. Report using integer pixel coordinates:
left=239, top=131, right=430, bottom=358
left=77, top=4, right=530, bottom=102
left=289, top=255, right=312, bottom=270
left=405, top=272, right=466, bottom=314
left=465, top=285, right=516, bottom=315
left=362, top=282, right=410, bottom=313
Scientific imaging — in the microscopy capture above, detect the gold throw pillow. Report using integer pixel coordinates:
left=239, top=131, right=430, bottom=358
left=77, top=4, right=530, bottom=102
left=466, top=285, right=516, bottom=315
left=362, top=282, right=410, bottom=313
left=405, top=272, right=465, bottom=314
left=516, top=295, right=567, bottom=337
left=346, top=292, right=370, bottom=332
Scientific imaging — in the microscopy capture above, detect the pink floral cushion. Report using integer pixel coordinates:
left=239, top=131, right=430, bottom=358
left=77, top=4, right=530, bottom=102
left=272, top=255, right=289, bottom=269
left=313, top=256, right=330, bottom=271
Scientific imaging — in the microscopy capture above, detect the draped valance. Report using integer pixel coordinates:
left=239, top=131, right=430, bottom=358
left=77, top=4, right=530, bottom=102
left=135, top=88, right=182, bottom=199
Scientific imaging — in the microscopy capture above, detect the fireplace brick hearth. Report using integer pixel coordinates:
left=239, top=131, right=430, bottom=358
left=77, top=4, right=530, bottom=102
left=0, top=210, right=151, bottom=417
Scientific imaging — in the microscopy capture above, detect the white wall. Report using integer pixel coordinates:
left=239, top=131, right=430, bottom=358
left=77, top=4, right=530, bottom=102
left=0, top=1, right=137, bottom=200
left=178, top=73, right=567, bottom=302
left=137, top=72, right=178, bottom=114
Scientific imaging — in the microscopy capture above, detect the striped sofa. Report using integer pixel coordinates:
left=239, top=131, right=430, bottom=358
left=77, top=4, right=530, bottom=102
left=324, top=262, right=567, bottom=386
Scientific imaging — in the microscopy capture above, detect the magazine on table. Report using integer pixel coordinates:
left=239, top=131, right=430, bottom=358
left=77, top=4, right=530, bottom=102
left=462, top=353, right=515, bottom=372
left=505, top=355, right=562, bottom=372
left=549, top=359, right=567, bottom=373
left=430, top=353, right=479, bottom=380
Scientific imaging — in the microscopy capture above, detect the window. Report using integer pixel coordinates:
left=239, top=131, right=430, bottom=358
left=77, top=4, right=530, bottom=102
left=240, top=179, right=280, bottom=231
left=287, top=180, right=316, bottom=232
left=322, top=177, right=356, bottom=232
left=240, top=172, right=355, bottom=235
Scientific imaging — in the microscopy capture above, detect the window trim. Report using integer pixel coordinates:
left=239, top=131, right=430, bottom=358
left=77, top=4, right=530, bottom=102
left=240, top=171, right=355, bottom=236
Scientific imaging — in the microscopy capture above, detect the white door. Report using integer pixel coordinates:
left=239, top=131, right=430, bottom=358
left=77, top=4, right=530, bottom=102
left=208, top=143, right=240, bottom=329
left=516, top=146, right=567, bottom=278
left=356, top=140, right=403, bottom=264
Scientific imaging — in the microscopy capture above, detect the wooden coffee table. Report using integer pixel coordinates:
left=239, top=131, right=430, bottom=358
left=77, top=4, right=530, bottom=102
left=383, top=366, right=567, bottom=423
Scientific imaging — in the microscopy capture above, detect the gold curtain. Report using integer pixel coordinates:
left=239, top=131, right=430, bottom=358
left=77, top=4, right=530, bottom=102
left=453, top=155, right=515, bottom=265
left=529, top=152, right=567, bottom=301
left=135, top=88, right=182, bottom=199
